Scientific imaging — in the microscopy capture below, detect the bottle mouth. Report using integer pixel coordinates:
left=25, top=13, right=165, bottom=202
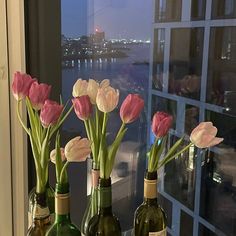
left=56, top=182, right=70, bottom=194
left=145, top=170, right=157, bottom=180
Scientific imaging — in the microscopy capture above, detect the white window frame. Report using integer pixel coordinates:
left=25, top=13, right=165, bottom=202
left=0, top=0, right=28, bottom=235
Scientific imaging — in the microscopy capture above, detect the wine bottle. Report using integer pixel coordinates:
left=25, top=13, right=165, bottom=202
left=86, top=177, right=121, bottom=236
left=28, top=182, right=55, bottom=228
left=46, top=182, right=81, bottom=236
left=27, top=192, right=52, bottom=236
left=133, top=171, right=167, bottom=236
left=81, top=166, right=99, bottom=236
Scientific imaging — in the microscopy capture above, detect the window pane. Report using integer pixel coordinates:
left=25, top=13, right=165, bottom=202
left=191, top=0, right=206, bottom=20
left=180, top=211, right=193, bottom=236
left=212, top=0, right=236, bottom=19
left=169, top=28, right=204, bottom=100
left=198, top=224, right=216, bottom=236
left=207, top=27, right=236, bottom=110
left=158, top=194, right=173, bottom=228
left=185, top=105, right=199, bottom=135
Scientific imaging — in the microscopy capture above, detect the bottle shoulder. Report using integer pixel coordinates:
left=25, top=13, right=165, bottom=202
left=46, top=222, right=81, bottom=236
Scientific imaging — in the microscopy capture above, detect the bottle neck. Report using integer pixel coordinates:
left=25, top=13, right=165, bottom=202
left=143, top=171, right=158, bottom=204
left=98, top=178, right=112, bottom=214
left=54, top=182, right=71, bottom=223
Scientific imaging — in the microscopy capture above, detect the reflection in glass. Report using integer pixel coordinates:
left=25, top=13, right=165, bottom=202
left=185, top=105, right=199, bottom=135
left=212, top=0, right=236, bottom=19
left=200, top=111, right=236, bottom=236
left=169, top=28, right=204, bottom=100
left=152, top=29, right=165, bottom=91
left=164, top=135, right=196, bottom=210
left=180, top=211, right=193, bottom=236
left=198, top=224, right=216, bottom=236
left=155, top=0, right=182, bottom=22
left=191, top=0, right=206, bottom=20
left=207, top=27, right=236, bottom=110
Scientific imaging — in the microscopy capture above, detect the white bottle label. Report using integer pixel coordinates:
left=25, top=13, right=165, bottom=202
left=149, top=228, right=167, bottom=236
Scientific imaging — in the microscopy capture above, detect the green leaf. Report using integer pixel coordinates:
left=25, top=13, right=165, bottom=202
left=55, top=132, right=63, bottom=183
left=153, top=137, right=167, bottom=170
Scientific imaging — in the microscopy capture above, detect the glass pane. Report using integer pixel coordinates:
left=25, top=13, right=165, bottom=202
left=207, top=27, right=236, bottom=111
left=200, top=110, right=236, bottom=236
left=198, top=224, right=216, bottom=236
left=180, top=211, right=193, bottom=236
left=158, top=194, right=172, bottom=228
left=185, top=105, right=199, bottom=135
left=212, top=0, right=236, bottom=19
left=169, top=28, right=204, bottom=100
left=191, top=0, right=206, bottom=20
left=155, top=0, right=182, bottom=22
left=152, top=29, right=165, bottom=91
left=164, top=135, right=197, bottom=210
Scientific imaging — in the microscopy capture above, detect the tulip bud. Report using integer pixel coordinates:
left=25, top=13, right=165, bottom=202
left=65, top=136, right=92, bottom=162
left=87, top=79, right=99, bottom=104
left=152, top=112, right=173, bottom=138
left=96, top=86, right=119, bottom=113
left=72, top=79, right=88, bottom=97
left=50, top=148, right=66, bottom=164
left=12, top=71, right=36, bottom=100
left=29, top=81, right=51, bottom=110
left=72, top=96, right=93, bottom=121
left=120, top=94, right=144, bottom=124
left=190, top=122, right=224, bottom=148
left=40, top=100, right=63, bottom=127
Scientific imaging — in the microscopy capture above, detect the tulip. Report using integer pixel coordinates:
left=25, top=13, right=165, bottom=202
left=152, top=112, right=173, bottom=138
left=96, top=86, right=119, bottom=113
left=190, top=122, right=224, bottom=148
left=50, top=148, right=66, bottom=164
left=12, top=71, right=36, bottom=100
left=65, top=136, right=92, bottom=162
left=120, top=94, right=144, bottom=124
left=72, top=95, right=93, bottom=120
left=72, top=79, right=88, bottom=97
left=87, top=79, right=99, bottom=104
left=29, top=81, right=51, bottom=110
left=40, top=100, right=63, bottom=127
left=100, top=79, right=110, bottom=88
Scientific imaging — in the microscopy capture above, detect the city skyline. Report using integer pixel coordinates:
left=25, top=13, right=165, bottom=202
left=61, top=0, right=152, bottom=40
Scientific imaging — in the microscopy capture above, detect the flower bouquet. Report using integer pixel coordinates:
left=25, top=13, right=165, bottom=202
left=12, top=72, right=72, bottom=229
left=134, top=111, right=224, bottom=236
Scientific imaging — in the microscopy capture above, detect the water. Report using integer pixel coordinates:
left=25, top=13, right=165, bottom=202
left=62, top=43, right=150, bottom=142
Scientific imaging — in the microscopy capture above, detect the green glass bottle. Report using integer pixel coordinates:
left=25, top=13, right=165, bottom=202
left=81, top=165, right=99, bottom=236
left=46, top=182, right=81, bottom=236
left=28, top=182, right=55, bottom=228
left=27, top=192, right=52, bottom=236
left=133, top=171, right=167, bottom=236
left=86, top=178, right=121, bottom=236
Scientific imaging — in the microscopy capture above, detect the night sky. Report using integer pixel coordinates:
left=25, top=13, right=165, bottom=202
left=61, top=0, right=152, bottom=40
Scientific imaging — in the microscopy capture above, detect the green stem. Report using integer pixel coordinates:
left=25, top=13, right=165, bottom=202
left=84, top=120, right=91, bottom=140
left=17, top=101, right=30, bottom=135
left=60, top=161, right=69, bottom=183
left=158, top=142, right=194, bottom=169
left=148, top=137, right=159, bottom=172
left=116, top=122, right=125, bottom=139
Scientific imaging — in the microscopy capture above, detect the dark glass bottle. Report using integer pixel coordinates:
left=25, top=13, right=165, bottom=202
left=133, top=171, right=167, bottom=236
left=46, top=182, right=81, bottom=236
left=28, top=183, right=55, bottom=228
left=27, top=192, right=52, bottom=236
left=81, top=165, right=100, bottom=236
left=86, top=177, right=121, bottom=236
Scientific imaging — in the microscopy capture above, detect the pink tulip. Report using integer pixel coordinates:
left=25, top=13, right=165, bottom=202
left=65, top=136, right=92, bottom=162
left=152, top=112, right=173, bottom=138
left=29, top=81, right=51, bottom=110
left=40, top=100, right=63, bottom=127
left=120, top=94, right=144, bottom=124
left=12, top=71, right=36, bottom=100
left=190, top=122, right=224, bottom=148
left=72, top=95, right=93, bottom=121
left=50, top=148, right=66, bottom=164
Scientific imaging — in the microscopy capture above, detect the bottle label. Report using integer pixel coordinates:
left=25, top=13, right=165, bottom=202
left=32, top=204, right=50, bottom=219
left=144, top=178, right=157, bottom=199
left=28, top=211, right=54, bottom=228
left=55, top=193, right=70, bottom=215
left=149, top=229, right=167, bottom=236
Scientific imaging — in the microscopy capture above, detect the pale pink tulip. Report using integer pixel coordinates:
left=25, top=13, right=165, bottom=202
left=100, top=79, right=110, bottom=88
left=152, top=112, right=173, bottom=138
left=190, top=122, right=224, bottom=148
left=96, top=86, right=119, bottom=113
left=72, top=79, right=88, bottom=97
left=120, top=94, right=144, bottom=124
left=40, top=100, right=63, bottom=127
left=65, top=136, right=92, bottom=162
left=50, top=148, right=66, bottom=164
left=29, top=81, right=51, bottom=110
left=87, top=79, right=99, bottom=104
left=12, top=71, right=36, bottom=100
